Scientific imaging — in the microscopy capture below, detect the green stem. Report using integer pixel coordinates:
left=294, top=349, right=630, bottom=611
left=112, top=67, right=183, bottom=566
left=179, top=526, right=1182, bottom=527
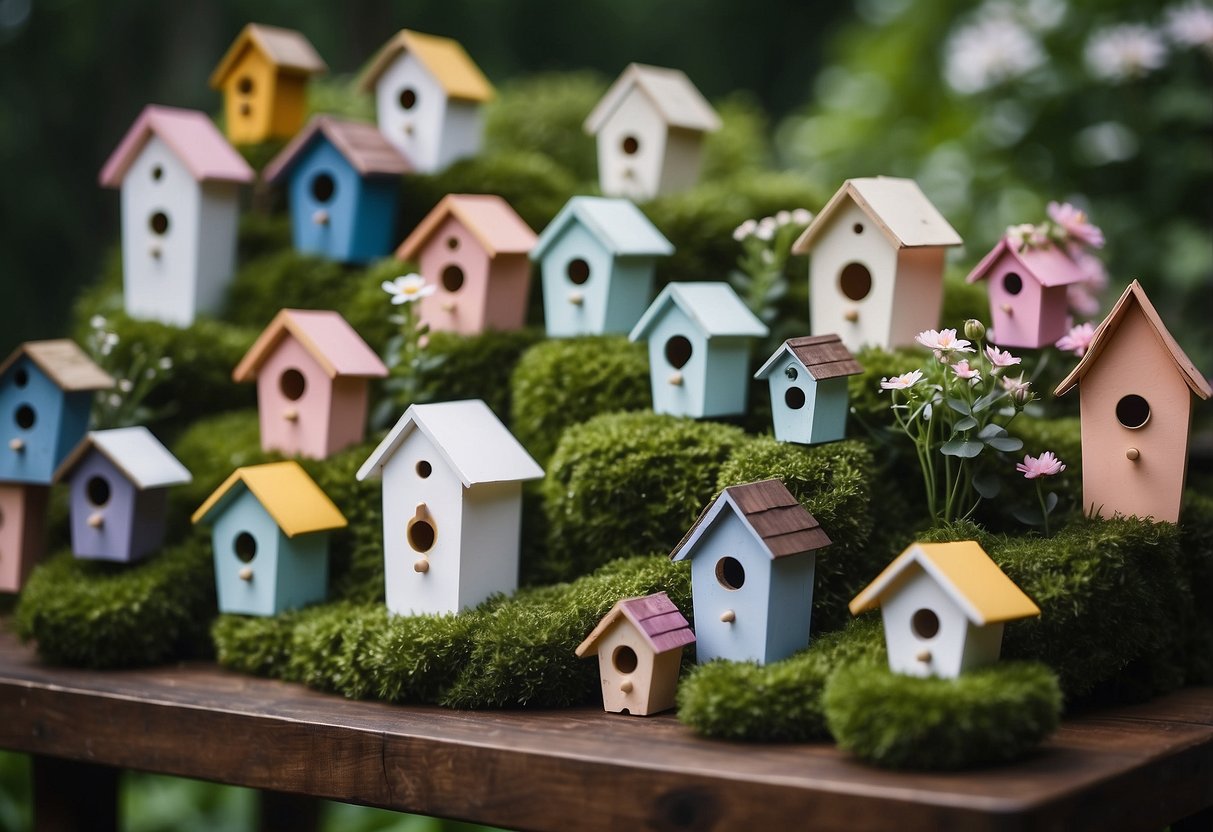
left=1037, top=481, right=1050, bottom=537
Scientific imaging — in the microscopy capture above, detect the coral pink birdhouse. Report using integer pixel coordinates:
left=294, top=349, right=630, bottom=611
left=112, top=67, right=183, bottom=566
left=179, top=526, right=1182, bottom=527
left=233, top=309, right=388, bottom=460
left=395, top=195, right=538, bottom=335
left=1054, top=280, right=1211, bottom=523
left=965, top=236, right=1088, bottom=349
left=0, top=484, right=48, bottom=593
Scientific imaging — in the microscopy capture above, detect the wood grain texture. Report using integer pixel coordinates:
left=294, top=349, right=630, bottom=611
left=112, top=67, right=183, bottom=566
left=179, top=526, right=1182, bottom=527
left=0, top=622, right=1210, bottom=832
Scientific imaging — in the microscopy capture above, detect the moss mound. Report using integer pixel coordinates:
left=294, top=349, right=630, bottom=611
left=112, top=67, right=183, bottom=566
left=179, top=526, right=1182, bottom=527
left=484, top=71, right=605, bottom=183
left=409, top=328, right=546, bottom=425
left=169, top=409, right=268, bottom=515
left=824, top=661, right=1061, bottom=770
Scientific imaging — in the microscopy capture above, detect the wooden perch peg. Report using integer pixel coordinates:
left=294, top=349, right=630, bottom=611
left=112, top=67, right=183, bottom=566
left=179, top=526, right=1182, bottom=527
left=1126, top=448, right=1140, bottom=461
left=668, top=371, right=683, bottom=387
left=620, top=679, right=634, bottom=694
left=916, top=649, right=931, bottom=663
left=720, top=609, right=736, bottom=623
left=312, top=209, right=329, bottom=226
left=87, top=512, right=104, bottom=529
left=1001, top=303, right=1013, bottom=315
left=568, top=291, right=584, bottom=306
left=844, top=309, right=859, bottom=323
left=8, top=438, right=23, bottom=452
left=149, top=245, right=162, bottom=259
left=239, top=566, right=254, bottom=582
left=414, top=559, right=429, bottom=574
left=442, top=301, right=456, bottom=313
left=283, top=407, right=299, bottom=422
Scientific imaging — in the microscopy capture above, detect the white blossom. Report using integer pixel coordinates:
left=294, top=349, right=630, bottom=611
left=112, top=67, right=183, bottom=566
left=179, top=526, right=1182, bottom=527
left=90, top=314, right=107, bottom=330
left=118, top=378, right=134, bottom=393
left=1164, top=2, right=1213, bottom=50
left=791, top=208, right=813, bottom=225
left=943, top=17, right=1045, bottom=94
left=732, top=219, right=757, bottom=241
left=1085, top=24, right=1168, bottom=82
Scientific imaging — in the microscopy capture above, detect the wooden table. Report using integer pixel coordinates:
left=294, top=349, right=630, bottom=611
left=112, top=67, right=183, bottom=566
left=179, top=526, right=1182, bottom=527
left=1, top=624, right=1210, bottom=832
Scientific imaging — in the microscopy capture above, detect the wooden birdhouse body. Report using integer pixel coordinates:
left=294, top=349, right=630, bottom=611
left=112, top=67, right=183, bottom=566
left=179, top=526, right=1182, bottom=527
left=532, top=197, right=673, bottom=337
left=966, top=239, right=1087, bottom=349
left=755, top=335, right=862, bottom=445
left=629, top=282, right=767, bottom=419
left=1055, top=281, right=1211, bottom=523
left=357, top=400, right=543, bottom=616
left=0, top=483, right=49, bottom=593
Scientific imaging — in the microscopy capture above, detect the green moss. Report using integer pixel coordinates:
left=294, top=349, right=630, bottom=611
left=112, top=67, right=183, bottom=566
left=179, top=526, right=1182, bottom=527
left=169, top=409, right=268, bottom=516
left=236, top=212, right=293, bottom=262
left=823, top=661, right=1061, bottom=770
left=846, top=346, right=923, bottom=431
left=412, top=328, right=546, bottom=424
left=211, top=612, right=297, bottom=678
left=940, top=272, right=990, bottom=329
left=223, top=250, right=370, bottom=331
left=541, top=412, right=747, bottom=582
left=701, top=93, right=773, bottom=182
left=510, top=336, right=651, bottom=465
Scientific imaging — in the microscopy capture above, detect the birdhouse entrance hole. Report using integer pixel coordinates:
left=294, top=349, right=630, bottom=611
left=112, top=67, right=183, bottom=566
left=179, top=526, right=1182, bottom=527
left=664, top=336, right=692, bottom=370
left=237, top=77, right=254, bottom=95
left=14, top=405, right=35, bottom=430
left=912, top=608, right=939, bottom=639
left=715, top=557, right=745, bottom=591
left=86, top=476, right=111, bottom=507
left=398, top=88, right=418, bottom=110
left=567, top=258, right=591, bottom=285
left=311, top=174, right=336, bottom=203
left=408, top=519, right=435, bottom=553
left=279, top=369, right=307, bottom=402
left=1116, top=394, right=1151, bottom=429
left=234, top=532, right=257, bottom=563
left=415, top=460, right=432, bottom=478
left=621, top=135, right=640, bottom=155
left=784, top=386, right=806, bottom=410
left=149, top=212, right=170, bottom=236
left=612, top=645, right=638, bottom=674
left=1003, top=272, right=1023, bottom=296
left=13, top=368, right=29, bottom=388
left=839, top=263, right=872, bottom=301
left=442, top=265, right=465, bottom=293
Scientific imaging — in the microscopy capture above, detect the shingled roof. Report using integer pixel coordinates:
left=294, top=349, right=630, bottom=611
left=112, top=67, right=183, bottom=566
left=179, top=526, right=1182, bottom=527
left=209, top=23, right=327, bottom=87
left=575, top=591, right=695, bottom=657
left=792, top=177, right=962, bottom=254
left=0, top=340, right=114, bottom=392
left=262, top=116, right=412, bottom=183
left=754, top=334, right=863, bottom=382
left=584, top=63, right=720, bottom=134
left=356, top=29, right=494, bottom=102
left=232, top=309, right=388, bottom=382
left=98, top=105, right=255, bottom=188
left=965, top=237, right=1088, bottom=288
left=395, top=194, right=537, bottom=261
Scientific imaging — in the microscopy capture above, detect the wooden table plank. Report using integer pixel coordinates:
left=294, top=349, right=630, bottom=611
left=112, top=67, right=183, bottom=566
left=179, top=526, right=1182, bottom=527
left=0, top=623, right=1210, bottom=832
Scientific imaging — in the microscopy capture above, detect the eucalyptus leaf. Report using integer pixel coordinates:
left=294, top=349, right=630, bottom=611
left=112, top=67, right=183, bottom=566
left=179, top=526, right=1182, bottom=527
left=954, top=416, right=979, bottom=431
left=946, top=397, right=972, bottom=415
left=941, top=439, right=984, bottom=458
left=1045, top=491, right=1059, bottom=513
left=1011, top=505, right=1044, bottom=526
left=973, top=470, right=1002, bottom=499
left=987, top=437, right=1024, bottom=452
left=978, top=423, right=1007, bottom=439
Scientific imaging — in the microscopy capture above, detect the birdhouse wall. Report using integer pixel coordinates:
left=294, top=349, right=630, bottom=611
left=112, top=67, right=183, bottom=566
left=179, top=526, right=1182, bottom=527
left=194, top=181, right=243, bottom=320
left=287, top=141, right=370, bottom=263
left=657, top=127, right=706, bottom=195
left=211, top=489, right=285, bottom=616
left=766, top=355, right=824, bottom=444
left=594, top=623, right=679, bottom=715
left=221, top=48, right=277, bottom=144
left=688, top=511, right=774, bottom=664
left=764, top=552, right=817, bottom=663
left=982, top=252, right=1046, bottom=349
left=374, top=52, right=449, bottom=173
left=325, top=376, right=373, bottom=458
left=888, top=247, right=946, bottom=350
left=878, top=568, right=974, bottom=678
left=67, top=452, right=140, bottom=561
left=269, top=73, right=310, bottom=140
left=254, top=335, right=336, bottom=459
left=457, top=480, right=524, bottom=610
left=602, top=259, right=658, bottom=335
left=346, top=177, right=401, bottom=264
left=0, top=483, right=48, bottom=593
left=540, top=224, right=614, bottom=336
left=438, top=100, right=486, bottom=172
left=702, top=339, right=754, bottom=418
left=643, top=307, right=706, bottom=418
left=480, top=254, right=532, bottom=333
left=1, top=359, right=69, bottom=484
left=272, top=528, right=330, bottom=613
left=1076, top=304, right=1195, bottom=523
left=809, top=378, right=851, bottom=444
left=416, top=216, right=493, bottom=335
left=594, top=93, right=667, bottom=201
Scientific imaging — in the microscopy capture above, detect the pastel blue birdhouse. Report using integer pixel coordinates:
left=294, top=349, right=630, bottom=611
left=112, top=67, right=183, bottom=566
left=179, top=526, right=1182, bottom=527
left=669, top=479, right=831, bottom=665
left=0, top=340, right=114, bottom=485
left=628, top=282, right=767, bottom=419
left=192, top=461, right=347, bottom=617
left=754, top=335, right=863, bottom=445
left=263, top=115, right=411, bottom=264
left=531, top=196, right=673, bottom=337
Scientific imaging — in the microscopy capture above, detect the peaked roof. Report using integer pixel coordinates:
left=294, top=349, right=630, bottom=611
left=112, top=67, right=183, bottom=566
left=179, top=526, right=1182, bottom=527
left=262, top=115, right=412, bottom=183
left=531, top=196, right=674, bottom=261
left=670, top=478, right=831, bottom=563
left=356, top=399, right=543, bottom=487
left=575, top=592, right=695, bottom=658
left=849, top=540, right=1040, bottom=626
left=0, top=340, right=114, bottom=392
left=629, top=282, right=768, bottom=341
left=584, top=63, right=721, bottom=134
left=55, top=427, right=191, bottom=489
left=99, top=105, right=255, bottom=188
left=965, top=237, right=1088, bottom=288
left=792, top=177, right=962, bottom=254
left=1055, top=280, right=1211, bottom=399
left=396, top=194, right=537, bottom=261
left=754, top=334, right=863, bottom=381
left=355, top=29, right=494, bottom=102
left=192, top=460, right=347, bottom=537
left=232, top=308, right=388, bottom=382
left=209, top=23, right=327, bottom=87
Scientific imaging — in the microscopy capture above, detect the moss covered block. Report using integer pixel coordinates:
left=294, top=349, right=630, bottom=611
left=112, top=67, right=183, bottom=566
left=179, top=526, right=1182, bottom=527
left=223, top=250, right=370, bottom=331
left=169, top=410, right=269, bottom=517
left=212, top=612, right=299, bottom=678
left=411, top=328, right=546, bottom=425
left=510, top=336, right=651, bottom=465
left=823, top=661, right=1061, bottom=770
left=542, top=412, right=747, bottom=581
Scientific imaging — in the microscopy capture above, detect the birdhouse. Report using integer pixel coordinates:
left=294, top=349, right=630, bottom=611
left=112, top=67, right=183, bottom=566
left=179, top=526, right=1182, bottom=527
left=791, top=177, right=962, bottom=353
left=628, top=282, right=768, bottom=419
left=669, top=479, right=831, bottom=665
left=849, top=540, right=1040, bottom=679
left=965, top=237, right=1089, bottom=349
left=192, top=461, right=346, bottom=617
left=754, top=335, right=863, bottom=445
left=584, top=63, right=721, bottom=201
left=395, top=195, right=537, bottom=335
left=263, top=116, right=412, bottom=264
left=232, top=309, right=388, bottom=460
left=531, top=196, right=674, bottom=337
left=356, top=400, right=543, bottom=617
left=1054, top=280, right=1211, bottom=523
left=0, top=340, right=114, bottom=485
left=356, top=29, right=494, bottom=173
left=575, top=592, right=695, bottom=716
left=208, top=23, right=327, bottom=145
left=99, top=106, right=255, bottom=327
left=55, top=427, right=191, bottom=563
left=0, top=484, right=49, bottom=593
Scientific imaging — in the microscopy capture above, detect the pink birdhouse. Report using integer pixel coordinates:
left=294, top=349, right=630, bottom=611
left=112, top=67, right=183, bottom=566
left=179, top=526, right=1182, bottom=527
left=395, top=194, right=537, bottom=335
left=233, top=309, right=388, bottom=460
left=0, top=484, right=48, bottom=593
left=965, top=237, right=1088, bottom=349
left=1054, top=280, right=1211, bottom=523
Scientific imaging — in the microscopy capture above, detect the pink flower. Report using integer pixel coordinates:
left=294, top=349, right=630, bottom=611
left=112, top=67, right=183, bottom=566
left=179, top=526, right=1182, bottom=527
left=1016, top=451, right=1066, bottom=479
left=1056, top=322, right=1096, bottom=357
left=952, top=360, right=980, bottom=382
left=1066, top=249, right=1108, bottom=316
left=880, top=370, right=924, bottom=391
left=1007, top=223, right=1049, bottom=250
left=1000, top=374, right=1031, bottom=394
left=985, top=345, right=1021, bottom=368
left=1047, top=201, right=1105, bottom=249
left=915, top=328, right=975, bottom=360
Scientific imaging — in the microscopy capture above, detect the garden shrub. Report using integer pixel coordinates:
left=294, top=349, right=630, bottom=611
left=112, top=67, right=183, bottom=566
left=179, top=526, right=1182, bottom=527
left=169, top=409, right=268, bottom=517
left=410, top=328, right=546, bottom=425
left=223, top=250, right=370, bottom=331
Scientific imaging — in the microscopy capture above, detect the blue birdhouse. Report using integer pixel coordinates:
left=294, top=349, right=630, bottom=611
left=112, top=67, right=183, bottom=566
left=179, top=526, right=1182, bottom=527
left=670, top=479, right=831, bottom=665
left=531, top=196, right=673, bottom=337
left=628, top=282, right=767, bottom=419
left=263, top=116, right=411, bottom=264
left=0, top=340, right=113, bottom=485
left=754, top=335, right=863, bottom=445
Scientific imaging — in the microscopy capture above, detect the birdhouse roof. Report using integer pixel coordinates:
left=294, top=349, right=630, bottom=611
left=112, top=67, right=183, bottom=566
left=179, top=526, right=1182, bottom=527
left=356, top=399, right=543, bottom=487
left=355, top=29, right=494, bottom=102
left=192, top=460, right=347, bottom=537
left=531, top=196, right=674, bottom=261
left=232, top=308, right=388, bottom=383
left=965, top=237, right=1089, bottom=288
left=396, top=194, right=537, bottom=261
left=209, top=23, right=327, bottom=87
left=99, top=105, right=255, bottom=188
left=1055, top=280, right=1211, bottom=399
left=55, top=427, right=191, bottom=490
left=792, top=177, right=962, bottom=254
left=670, top=478, right=831, bottom=563
left=575, top=591, right=695, bottom=658
left=629, top=282, right=768, bottom=341
left=849, top=540, right=1040, bottom=625
left=754, top=334, right=863, bottom=382
left=584, top=63, right=721, bottom=135
left=262, top=116, right=412, bottom=183
left=0, top=340, right=114, bottom=392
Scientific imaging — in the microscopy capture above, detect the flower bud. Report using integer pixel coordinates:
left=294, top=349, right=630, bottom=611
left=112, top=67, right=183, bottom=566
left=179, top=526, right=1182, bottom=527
left=1012, top=386, right=1034, bottom=408
left=964, top=319, right=986, bottom=342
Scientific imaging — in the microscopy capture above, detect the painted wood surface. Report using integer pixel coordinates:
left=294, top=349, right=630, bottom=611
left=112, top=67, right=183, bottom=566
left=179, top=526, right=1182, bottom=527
left=0, top=484, right=48, bottom=592
left=966, top=239, right=1087, bottom=349
left=0, top=356, right=97, bottom=485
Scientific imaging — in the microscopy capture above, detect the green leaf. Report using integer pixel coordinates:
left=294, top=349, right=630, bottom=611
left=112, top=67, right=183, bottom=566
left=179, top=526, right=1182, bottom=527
left=987, top=437, right=1024, bottom=452
left=978, top=423, right=1007, bottom=439
left=973, top=470, right=1002, bottom=499
left=1011, top=505, right=1044, bottom=526
left=946, top=397, right=972, bottom=415
left=941, top=439, right=984, bottom=458
left=1045, top=491, right=1059, bottom=513
left=954, top=416, right=979, bottom=431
